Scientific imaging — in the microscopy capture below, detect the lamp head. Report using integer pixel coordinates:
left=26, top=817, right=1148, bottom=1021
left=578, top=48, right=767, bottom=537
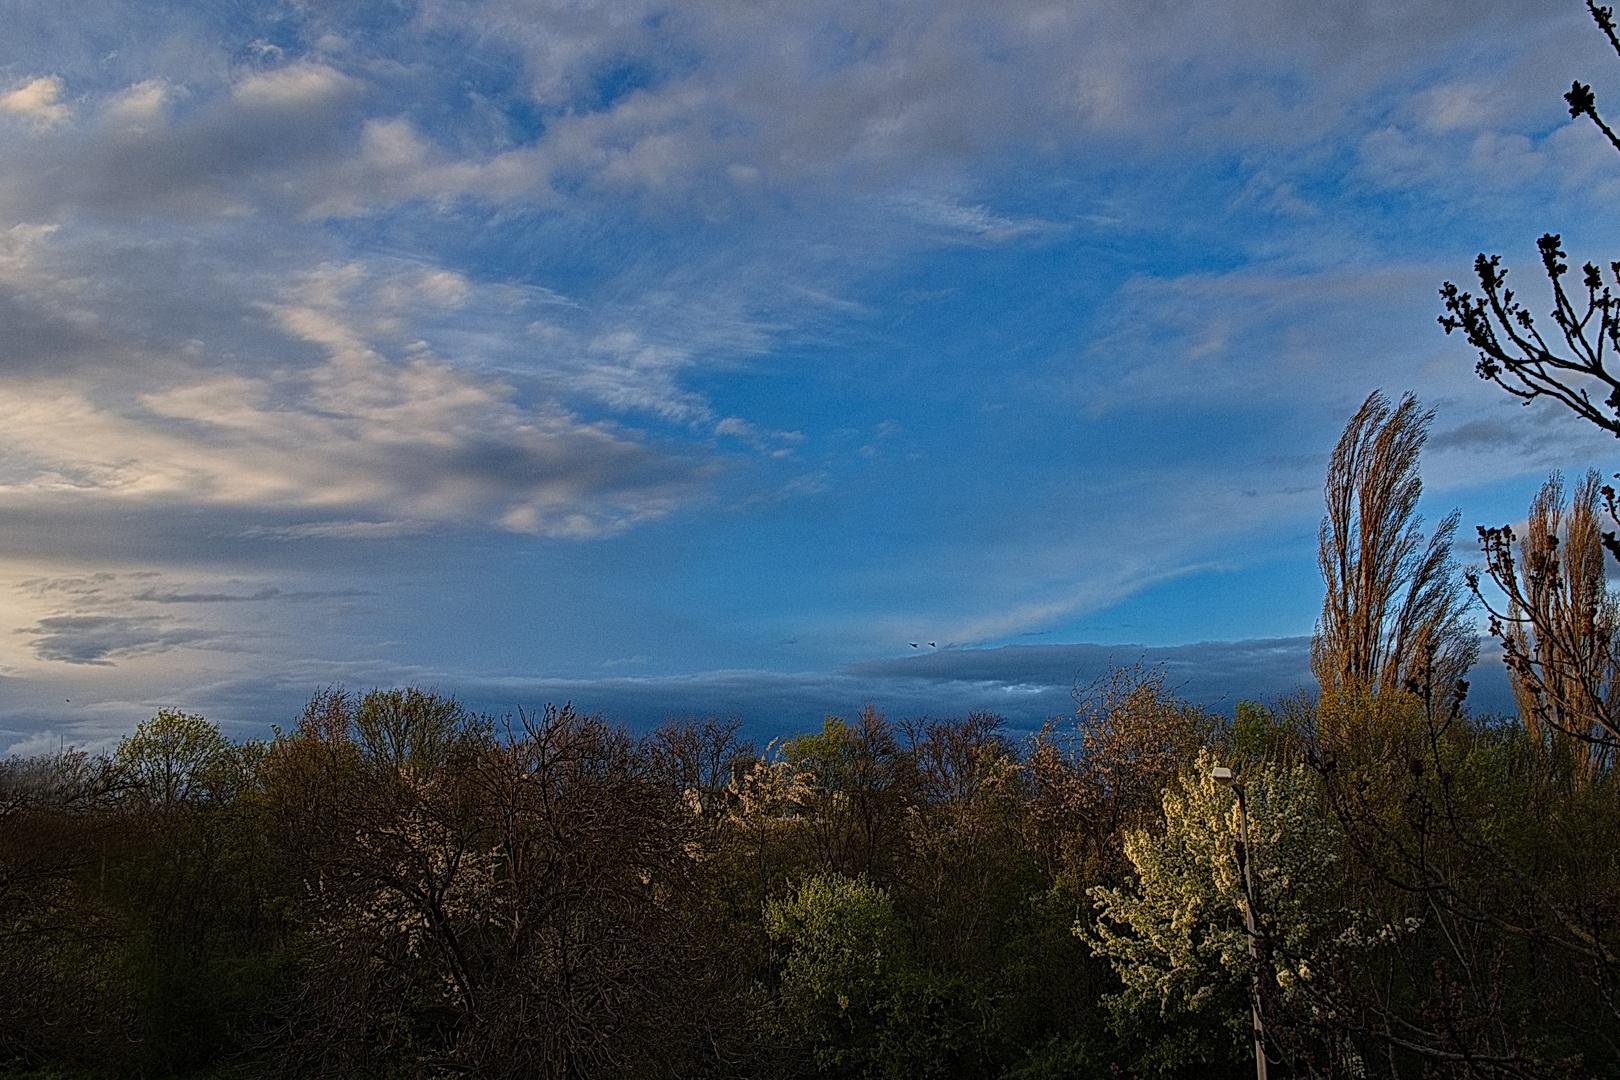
left=1211, top=765, right=1235, bottom=787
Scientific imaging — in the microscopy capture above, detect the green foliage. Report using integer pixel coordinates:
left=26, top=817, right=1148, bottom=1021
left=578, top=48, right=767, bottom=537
left=997, top=1034, right=1114, bottom=1080
left=781, top=716, right=870, bottom=793
left=775, top=708, right=909, bottom=881
left=764, top=873, right=994, bottom=1080
left=351, top=686, right=487, bottom=775
left=115, top=709, right=233, bottom=806
left=1314, top=690, right=1620, bottom=1076
left=1226, top=700, right=1293, bottom=763
left=766, top=874, right=911, bottom=1022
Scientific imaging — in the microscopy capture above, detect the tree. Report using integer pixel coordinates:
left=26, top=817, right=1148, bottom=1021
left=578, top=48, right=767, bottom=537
left=0, top=747, right=139, bottom=1071
left=1027, top=665, right=1211, bottom=885
left=1078, top=751, right=1347, bottom=1077
left=765, top=873, right=916, bottom=1077
left=265, top=690, right=742, bottom=1079
left=1308, top=692, right=1620, bottom=1079
left=1312, top=391, right=1476, bottom=711
left=894, top=712, right=1025, bottom=977
left=765, top=873, right=995, bottom=1080
left=1439, top=2, right=1620, bottom=439
left=1472, top=470, right=1620, bottom=763
left=775, top=707, right=913, bottom=884
left=113, top=709, right=233, bottom=808
left=1436, top=0, right=1620, bottom=764
left=112, top=712, right=282, bottom=1076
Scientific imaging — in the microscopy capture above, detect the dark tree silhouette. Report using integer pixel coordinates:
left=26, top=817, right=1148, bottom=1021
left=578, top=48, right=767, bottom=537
left=1439, top=2, right=1620, bottom=436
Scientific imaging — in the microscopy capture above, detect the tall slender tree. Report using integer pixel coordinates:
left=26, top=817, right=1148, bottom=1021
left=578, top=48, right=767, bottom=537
left=1474, top=470, right=1620, bottom=765
left=1313, top=391, right=1476, bottom=708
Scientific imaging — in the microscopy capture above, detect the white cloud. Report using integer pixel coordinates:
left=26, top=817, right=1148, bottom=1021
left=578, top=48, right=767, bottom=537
left=0, top=569, right=244, bottom=673
left=20, top=613, right=230, bottom=665
left=714, top=416, right=804, bottom=455
left=0, top=223, right=57, bottom=281
left=0, top=256, right=707, bottom=536
left=1417, top=81, right=1493, bottom=133
left=103, top=80, right=176, bottom=130
left=895, top=193, right=1062, bottom=241
left=0, top=76, right=71, bottom=126
left=0, top=0, right=1592, bottom=237
left=231, top=63, right=355, bottom=110
left=6, top=730, right=70, bottom=757
left=387, top=0, right=1576, bottom=212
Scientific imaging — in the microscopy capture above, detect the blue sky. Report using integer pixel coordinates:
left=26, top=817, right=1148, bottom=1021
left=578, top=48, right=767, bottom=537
left=2, top=0, right=1619, bottom=751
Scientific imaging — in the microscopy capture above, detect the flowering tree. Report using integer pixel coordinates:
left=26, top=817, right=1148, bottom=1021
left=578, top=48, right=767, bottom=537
left=1078, top=751, right=1344, bottom=1072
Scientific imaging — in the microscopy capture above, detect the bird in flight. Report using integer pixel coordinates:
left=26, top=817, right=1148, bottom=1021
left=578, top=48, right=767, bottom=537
left=910, top=643, right=919, bottom=648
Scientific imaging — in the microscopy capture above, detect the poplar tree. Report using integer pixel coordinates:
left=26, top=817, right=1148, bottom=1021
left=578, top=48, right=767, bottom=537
left=1474, top=470, right=1620, bottom=763
left=1312, top=391, right=1476, bottom=709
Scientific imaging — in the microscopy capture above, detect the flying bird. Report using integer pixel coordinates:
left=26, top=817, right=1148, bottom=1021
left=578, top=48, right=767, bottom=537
left=910, top=643, right=919, bottom=648
left=928, top=642, right=936, bottom=647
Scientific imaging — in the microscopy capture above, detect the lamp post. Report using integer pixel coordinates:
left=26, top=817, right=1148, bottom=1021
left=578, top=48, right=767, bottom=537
left=1213, top=765, right=1268, bottom=1080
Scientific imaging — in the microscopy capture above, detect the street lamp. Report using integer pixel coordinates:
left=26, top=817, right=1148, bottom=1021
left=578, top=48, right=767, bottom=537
left=1213, top=765, right=1268, bottom=1080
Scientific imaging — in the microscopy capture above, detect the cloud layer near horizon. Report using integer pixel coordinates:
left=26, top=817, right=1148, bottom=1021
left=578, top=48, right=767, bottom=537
left=4, top=635, right=1523, bottom=756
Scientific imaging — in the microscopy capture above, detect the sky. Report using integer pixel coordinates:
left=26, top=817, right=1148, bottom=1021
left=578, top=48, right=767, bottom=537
left=3, top=0, right=1620, bottom=753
